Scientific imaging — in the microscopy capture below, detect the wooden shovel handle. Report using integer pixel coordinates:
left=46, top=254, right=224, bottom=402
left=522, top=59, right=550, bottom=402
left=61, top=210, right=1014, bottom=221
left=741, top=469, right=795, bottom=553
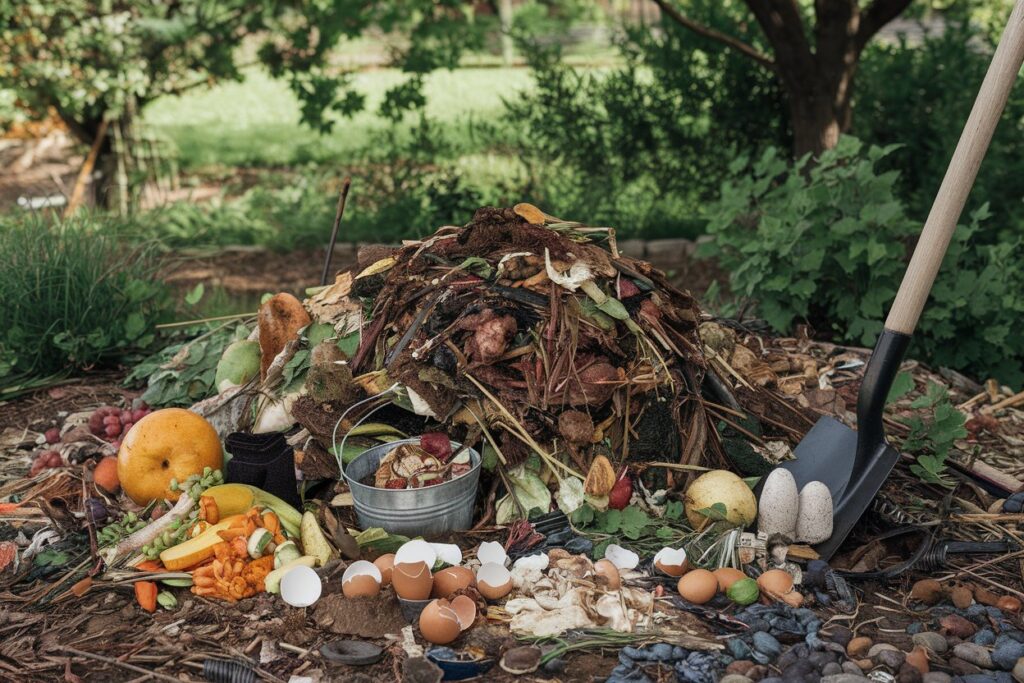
left=885, top=0, right=1024, bottom=335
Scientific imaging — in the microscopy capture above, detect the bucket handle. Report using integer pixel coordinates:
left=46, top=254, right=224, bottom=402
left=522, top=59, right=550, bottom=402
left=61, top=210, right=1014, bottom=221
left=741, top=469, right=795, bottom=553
left=331, top=383, right=401, bottom=480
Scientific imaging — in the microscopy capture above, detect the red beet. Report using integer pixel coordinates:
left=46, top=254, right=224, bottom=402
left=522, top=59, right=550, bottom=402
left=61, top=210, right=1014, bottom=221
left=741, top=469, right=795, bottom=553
left=608, top=471, right=632, bottom=510
left=131, top=409, right=147, bottom=423
left=420, top=432, right=453, bottom=462
left=120, top=410, right=132, bottom=423
left=44, top=428, right=61, bottom=444
left=103, top=415, right=119, bottom=426
left=104, top=423, right=122, bottom=438
left=618, top=277, right=641, bottom=298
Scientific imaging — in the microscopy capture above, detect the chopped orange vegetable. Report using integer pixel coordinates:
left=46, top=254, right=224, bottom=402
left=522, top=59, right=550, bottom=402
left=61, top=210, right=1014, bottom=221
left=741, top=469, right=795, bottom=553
left=199, top=495, right=220, bottom=524
left=261, top=511, right=280, bottom=535
left=229, top=536, right=248, bottom=559
left=135, top=560, right=164, bottom=572
left=71, top=577, right=92, bottom=597
left=135, top=580, right=158, bottom=613
left=216, top=528, right=247, bottom=542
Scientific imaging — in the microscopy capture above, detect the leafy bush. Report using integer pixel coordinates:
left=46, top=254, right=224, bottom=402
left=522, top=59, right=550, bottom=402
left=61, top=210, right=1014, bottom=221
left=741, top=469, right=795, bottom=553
left=855, top=17, right=1024, bottom=234
left=0, top=214, right=168, bottom=384
left=705, top=137, right=1024, bottom=387
left=505, top=0, right=787, bottom=238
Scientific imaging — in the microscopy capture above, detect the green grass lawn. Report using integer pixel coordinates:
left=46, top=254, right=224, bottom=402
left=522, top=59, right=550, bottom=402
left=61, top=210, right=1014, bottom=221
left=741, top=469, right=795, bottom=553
left=144, top=67, right=535, bottom=169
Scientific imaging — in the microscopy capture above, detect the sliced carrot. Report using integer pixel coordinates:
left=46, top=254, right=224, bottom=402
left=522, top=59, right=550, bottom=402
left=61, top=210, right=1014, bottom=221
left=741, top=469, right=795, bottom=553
left=199, top=495, right=220, bottom=524
left=71, top=577, right=92, bottom=597
left=0, top=503, right=22, bottom=513
left=135, top=560, right=164, bottom=572
left=216, top=529, right=247, bottom=542
left=134, top=580, right=158, bottom=613
left=261, top=511, right=280, bottom=535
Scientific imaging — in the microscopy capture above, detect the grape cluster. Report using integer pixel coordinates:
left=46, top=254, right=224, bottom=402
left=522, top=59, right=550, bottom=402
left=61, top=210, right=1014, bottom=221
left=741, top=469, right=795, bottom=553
left=170, top=467, right=224, bottom=502
left=87, top=401, right=151, bottom=450
left=29, top=450, right=63, bottom=477
left=141, top=514, right=195, bottom=560
left=96, top=511, right=148, bottom=546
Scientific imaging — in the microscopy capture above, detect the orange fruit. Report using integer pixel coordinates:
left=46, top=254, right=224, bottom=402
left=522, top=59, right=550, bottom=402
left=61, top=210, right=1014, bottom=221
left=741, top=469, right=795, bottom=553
left=93, top=456, right=120, bottom=495
left=117, top=408, right=222, bottom=505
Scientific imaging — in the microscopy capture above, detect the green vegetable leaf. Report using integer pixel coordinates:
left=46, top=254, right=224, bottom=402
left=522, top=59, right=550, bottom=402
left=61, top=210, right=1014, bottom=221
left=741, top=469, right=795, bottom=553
left=184, top=283, right=205, bottom=306
left=886, top=371, right=915, bottom=404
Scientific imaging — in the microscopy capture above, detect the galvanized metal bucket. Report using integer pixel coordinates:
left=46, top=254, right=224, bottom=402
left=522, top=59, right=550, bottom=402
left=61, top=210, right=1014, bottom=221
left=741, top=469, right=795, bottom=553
left=342, top=439, right=481, bottom=537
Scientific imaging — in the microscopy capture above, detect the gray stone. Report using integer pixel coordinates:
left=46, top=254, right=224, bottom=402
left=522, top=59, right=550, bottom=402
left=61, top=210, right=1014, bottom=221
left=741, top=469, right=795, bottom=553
left=875, top=649, right=906, bottom=669
left=994, top=641, right=1024, bottom=670
left=828, top=626, right=854, bottom=647
left=897, top=663, right=923, bottom=683
left=868, top=643, right=900, bottom=657
left=922, top=674, right=952, bottom=683
left=720, top=676, right=753, bottom=683
left=617, top=239, right=646, bottom=258
left=753, top=632, right=782, bottom=659
left=975, top=629, right=997, bottom=646
left=822, top=663, right=843, bottom=676
left=821, top=675, right=869, bottom=683
left=953, top=642, right=994, bottom=669
left=912, top=631, right=949, bottom=654
left=841, top=661, right=864, bottom=675
left=949, top=656, right=982, bottom=675
left=645, top=238, right=697, bottom=262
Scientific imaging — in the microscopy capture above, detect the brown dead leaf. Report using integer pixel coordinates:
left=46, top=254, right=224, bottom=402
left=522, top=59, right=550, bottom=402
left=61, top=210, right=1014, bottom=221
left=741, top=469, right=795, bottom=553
left=513, top=202, right=547, bottom=225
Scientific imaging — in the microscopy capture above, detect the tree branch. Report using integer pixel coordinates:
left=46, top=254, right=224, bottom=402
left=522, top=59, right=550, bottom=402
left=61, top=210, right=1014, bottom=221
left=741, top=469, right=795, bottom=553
left=649, top=0, right=776, bottom=70
left=856, top=0, right=914, bottom=49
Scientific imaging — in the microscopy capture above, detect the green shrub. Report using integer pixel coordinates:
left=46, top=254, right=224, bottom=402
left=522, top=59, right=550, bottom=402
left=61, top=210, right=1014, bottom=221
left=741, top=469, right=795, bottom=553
left=505, top=0, right=787, bottom=239
left=0, top=214, right=169, bottom=384
left=855, top=17, right=1024, bottom=235
left=704, top=137, right=1024, bottom=387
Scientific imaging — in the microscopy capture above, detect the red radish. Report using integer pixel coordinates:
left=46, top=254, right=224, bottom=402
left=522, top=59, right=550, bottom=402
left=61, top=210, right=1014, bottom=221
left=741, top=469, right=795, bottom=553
left=608, top=469, right=632, bottom=510
left=131, top=409, right=147, bottom=423
left=44, top=428, right=60, bottom=444
left=105, top=423, right=121, bottom=438
left=420, top=432, right=453, bottom=462
left=618, top=277, right=641, bottom=298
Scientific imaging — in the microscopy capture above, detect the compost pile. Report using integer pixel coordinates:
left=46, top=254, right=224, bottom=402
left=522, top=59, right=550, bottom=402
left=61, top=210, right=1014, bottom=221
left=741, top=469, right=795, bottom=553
left=288, top=205, right=719, bottom=512
left=4, top=205, right=1024, bottom=683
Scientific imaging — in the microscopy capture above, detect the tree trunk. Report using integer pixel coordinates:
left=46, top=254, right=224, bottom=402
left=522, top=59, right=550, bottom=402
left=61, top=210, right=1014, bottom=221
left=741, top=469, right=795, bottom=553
left=786, top=78, right=852, bottom=157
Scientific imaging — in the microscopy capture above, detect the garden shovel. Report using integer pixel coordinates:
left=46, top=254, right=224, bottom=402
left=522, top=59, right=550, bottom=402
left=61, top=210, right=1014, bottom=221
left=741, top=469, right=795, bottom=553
left=781, top=0, right=1024, bottom=561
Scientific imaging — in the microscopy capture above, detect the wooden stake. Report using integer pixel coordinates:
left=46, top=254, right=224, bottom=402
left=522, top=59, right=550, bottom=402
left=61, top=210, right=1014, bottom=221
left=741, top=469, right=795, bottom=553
left=64, top=118, right=110, bottom=219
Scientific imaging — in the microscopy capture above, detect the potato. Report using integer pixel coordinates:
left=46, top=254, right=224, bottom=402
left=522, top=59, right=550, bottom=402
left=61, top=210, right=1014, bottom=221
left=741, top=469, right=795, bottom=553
left=257, top=293, right=311, bottom=380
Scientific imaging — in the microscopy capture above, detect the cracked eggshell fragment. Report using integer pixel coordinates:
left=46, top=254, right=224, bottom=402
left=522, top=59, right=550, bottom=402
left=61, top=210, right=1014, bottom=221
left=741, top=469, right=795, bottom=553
left=653, top=547, right=689, bottom=577
left=512, top=553, right=548, bottom=572
left=395, top=539, right=437, bottom=568
left=280, top=565, right=322, bottom=607
left=430, top=543, right=463, bottom=567
left=477, top=562, right=513, bottom=600
left=795, top=481, right=833, bottom=544
left=757, top=468, right=799, bottom=537
left=603, top=544, right=639, bottom=570
left=341, top=560, right=382, bottom=599
left=477, top=541, right=508, bottom=567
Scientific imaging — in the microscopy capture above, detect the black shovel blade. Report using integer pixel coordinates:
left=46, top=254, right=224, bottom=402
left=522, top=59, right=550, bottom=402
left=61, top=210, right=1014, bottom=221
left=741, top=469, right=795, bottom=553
left=781, top=415, right=901, bottom=561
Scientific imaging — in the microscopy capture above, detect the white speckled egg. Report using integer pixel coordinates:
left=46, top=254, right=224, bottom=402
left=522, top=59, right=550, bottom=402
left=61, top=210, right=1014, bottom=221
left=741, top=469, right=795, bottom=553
left=795, top=481, right=833, bottom=544
left=757, top=469, right=799, bottom=537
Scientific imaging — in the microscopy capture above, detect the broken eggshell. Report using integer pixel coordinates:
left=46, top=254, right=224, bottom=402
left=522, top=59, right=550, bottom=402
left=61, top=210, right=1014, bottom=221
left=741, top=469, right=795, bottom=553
left=652, top=547, right=689, bottom=577
left=418, top=599, right=463, bottom=645
left=450, top=594, right=477, bottom=630
left=476, top=562, right=513, bottom=600
left=603, top=544, right=639, bottom=571
left=511, top=553, right=549, bottom=572
left=757, top=468, right=799, bottom=537
left=341, top=560, right=382, bottom=599
left=373, top=553, right=396, bottom=586
left=430, top=543, right=463, bottom=567
left=280, top=564, right=322, bottom=607
left=476, top=541, right=508, bottom=567
left=795, top=481, right=834, bottom=544
left=393, top=561, right=434, bottom=600
left=395, top=539, right=438, bottom=568
left=432, top=566, right=476, bottom=598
